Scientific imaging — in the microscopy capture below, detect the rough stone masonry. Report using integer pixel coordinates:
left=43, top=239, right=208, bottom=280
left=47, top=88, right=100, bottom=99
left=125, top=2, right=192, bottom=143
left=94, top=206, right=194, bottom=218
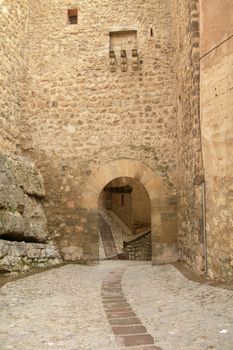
left=0, top=0, right=232, bottom=281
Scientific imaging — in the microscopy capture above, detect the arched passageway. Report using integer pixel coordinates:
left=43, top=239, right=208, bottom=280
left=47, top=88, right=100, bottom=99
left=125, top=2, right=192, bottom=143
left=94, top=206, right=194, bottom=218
left=98, top=176, right=151, bottom=260
left=81, top=158, right=178, bottom=264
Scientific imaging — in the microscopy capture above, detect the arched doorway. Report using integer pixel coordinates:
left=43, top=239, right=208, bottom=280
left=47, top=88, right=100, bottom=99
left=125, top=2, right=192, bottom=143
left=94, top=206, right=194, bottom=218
left=81, top=158, right=178, bottom=264
left=98, top=176, right=151, bottom=260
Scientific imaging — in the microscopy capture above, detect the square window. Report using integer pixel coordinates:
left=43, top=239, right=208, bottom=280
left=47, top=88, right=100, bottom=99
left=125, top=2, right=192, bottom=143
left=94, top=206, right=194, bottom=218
left=68, top=9, right=78, bottom=25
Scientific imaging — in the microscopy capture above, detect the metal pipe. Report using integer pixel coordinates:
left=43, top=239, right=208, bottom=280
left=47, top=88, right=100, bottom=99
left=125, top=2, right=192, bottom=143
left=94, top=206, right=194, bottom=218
left=202, top=181, right=207, bottom=275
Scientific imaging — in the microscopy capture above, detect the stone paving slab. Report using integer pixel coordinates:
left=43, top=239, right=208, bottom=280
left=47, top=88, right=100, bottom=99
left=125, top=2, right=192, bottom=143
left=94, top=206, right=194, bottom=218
left=0, top=261, right=232, bottom=350
left=123, top=263, right=233, bottom=350
left=0, top=264, right=118, bottom=350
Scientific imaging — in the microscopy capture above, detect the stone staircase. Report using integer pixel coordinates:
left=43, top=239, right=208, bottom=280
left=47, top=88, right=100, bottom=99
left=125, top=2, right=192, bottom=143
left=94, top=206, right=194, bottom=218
left=98, top=215, right=118, bottom=259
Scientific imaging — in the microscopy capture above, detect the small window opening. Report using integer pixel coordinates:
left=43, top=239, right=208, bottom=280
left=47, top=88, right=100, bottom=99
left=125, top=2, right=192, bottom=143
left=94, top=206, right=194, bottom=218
left=68, top=9, right=78, bottom=25
left=150, top=28, right=154, bottom=37
left=121, top=194, right=125, bottom=207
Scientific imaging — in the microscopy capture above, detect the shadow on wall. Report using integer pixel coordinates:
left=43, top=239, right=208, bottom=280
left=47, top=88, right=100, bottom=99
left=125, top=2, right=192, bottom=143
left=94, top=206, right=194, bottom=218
left=99, top=176, right=151, bottom=232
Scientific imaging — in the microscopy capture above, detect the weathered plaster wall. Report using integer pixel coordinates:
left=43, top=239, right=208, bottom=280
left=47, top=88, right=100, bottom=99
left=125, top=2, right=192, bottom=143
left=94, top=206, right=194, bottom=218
left=111, top=191, right=132, bottom=229
left=107, top=177, right=151, bottom=230
left=0, top=0, right=28, bottom=152
left=200, top=0, right=233, bottom=281
left=172, top=0, right=204, bottom=274
left=20, top=0, right=178, bottom=261
left=130, top=179, right=151, bottom=229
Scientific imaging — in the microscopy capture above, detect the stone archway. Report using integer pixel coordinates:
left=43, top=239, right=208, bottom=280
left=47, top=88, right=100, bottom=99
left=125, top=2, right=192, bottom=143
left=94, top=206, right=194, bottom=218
left=98, top=176, right=152, bottom=260
left=81, top=158, right=178, bottom=264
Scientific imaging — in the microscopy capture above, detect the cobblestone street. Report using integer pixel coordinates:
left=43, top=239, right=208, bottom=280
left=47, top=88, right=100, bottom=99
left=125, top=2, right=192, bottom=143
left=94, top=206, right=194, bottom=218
left=0, top=261, right=233, bottom=350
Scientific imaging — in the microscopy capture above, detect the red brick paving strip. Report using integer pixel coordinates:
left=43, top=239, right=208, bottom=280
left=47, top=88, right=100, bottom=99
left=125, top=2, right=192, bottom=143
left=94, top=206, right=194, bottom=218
left=112, top=325, right=147, bottom=335
left=101, top=268, right=162, bottom=349
left=116, top=334, right=154, bottom=347
left=120, top=347, right=162, bottom=350
left=109, top=318, right=142, bottom=326
left=104, top=302, right=129, bottom=309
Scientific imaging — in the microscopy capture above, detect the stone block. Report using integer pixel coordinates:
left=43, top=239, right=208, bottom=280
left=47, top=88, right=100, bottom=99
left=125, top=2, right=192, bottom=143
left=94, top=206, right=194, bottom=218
left=152, top=242, right=179, bottom=264
left=62, top=245, right=83, bottom=261
left=45, top=246, right=60, bottom=258
left=8, top=243, right=27, bottom=257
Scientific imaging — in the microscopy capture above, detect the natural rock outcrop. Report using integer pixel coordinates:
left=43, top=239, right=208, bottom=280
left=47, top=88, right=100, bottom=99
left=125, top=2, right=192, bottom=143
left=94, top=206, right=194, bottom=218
left=0, top=153, right=48, bottom=242
left=0, top=153, right=61, bottom=273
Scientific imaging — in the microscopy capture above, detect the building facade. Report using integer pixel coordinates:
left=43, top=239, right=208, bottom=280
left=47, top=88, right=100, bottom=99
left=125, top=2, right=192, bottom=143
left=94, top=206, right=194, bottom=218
left=0, top=0, right=232, bottom=281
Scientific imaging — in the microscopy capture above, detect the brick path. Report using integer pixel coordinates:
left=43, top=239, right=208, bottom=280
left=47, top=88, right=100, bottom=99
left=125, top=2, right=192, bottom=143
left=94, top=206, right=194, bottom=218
left=102, top=268, right=161, bottom=349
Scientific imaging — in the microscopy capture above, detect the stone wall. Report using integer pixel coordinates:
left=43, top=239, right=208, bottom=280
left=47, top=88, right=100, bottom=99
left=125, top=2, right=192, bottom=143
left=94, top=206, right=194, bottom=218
left=1, top=0, right=232, bottom=280
left=172, top=0, right=205, bottom=275
left=0, top=240, right=61, bottom=273
left=20, top=0, right=178, bottom=261
left=124, top=231, right=151, bottom=261
left=200, top=0, right=233, bottom=281
left=0, top=0, right=28, bottom=152
left=171, top=0, right=233, bottom=282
